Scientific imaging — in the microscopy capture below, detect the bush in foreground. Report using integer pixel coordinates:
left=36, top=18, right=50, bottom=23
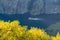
left=0, top=20, right=59, bottom=40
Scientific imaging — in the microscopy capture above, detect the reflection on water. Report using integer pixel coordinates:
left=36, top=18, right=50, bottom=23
left=28, top=17, right=44, bottom=21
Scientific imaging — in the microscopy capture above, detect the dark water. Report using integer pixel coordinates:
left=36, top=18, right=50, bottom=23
left=0, top=13, right=60, bottom=29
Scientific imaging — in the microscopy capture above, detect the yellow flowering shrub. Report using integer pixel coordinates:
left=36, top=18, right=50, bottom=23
left=25, top=27, right=51, bottom=40
left=0, top=20, right=27, bottom=40
left=51, top=32, right=60, bottom=40
left=0, top=20, right=60, bottom=40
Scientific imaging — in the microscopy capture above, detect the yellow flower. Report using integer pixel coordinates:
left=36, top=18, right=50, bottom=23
left=10, top=20, right=20, bottom=27
left=25, top=27, right=50, bottom=40
left=0, top=20, right=26, bottom=40
left=51, top=32, right=60, bottom=40
left=1, top=20, right=60, bottom=40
